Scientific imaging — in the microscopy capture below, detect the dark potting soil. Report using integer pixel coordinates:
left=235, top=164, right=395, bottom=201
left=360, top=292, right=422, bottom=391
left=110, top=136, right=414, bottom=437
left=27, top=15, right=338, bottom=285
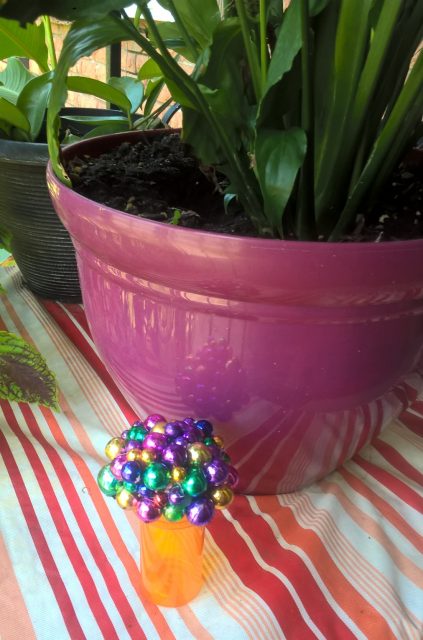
left=66, top=132, right=423, bottom=241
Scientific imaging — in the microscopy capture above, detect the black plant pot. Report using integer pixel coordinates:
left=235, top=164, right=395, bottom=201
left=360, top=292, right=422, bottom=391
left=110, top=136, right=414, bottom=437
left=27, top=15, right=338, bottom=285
left=0, top=108, right=126, bottom=302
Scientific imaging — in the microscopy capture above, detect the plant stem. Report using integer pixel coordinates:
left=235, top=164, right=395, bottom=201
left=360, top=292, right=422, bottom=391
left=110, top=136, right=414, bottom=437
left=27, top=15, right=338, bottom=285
left=124, top=9, right=266, bottom=230
left=133, top=5, right=142, bottom=27
left=296, top=0, right=316, bottom=239
left=234, top=0, right=262, bottom=101
left=166, top=0, right=199, bottom=61
left=42, top=15, right=57, bottom=70
left=259, top=0, right=268, bottom=90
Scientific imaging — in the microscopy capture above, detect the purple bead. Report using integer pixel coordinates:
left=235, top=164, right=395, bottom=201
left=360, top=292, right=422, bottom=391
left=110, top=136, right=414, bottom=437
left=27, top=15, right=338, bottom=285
left=110, top=454, right=127, bottom=480
left=183, top=425, right=202, bottom=443
left=167, top=485, right=191, bottom=507
left=143, top=432, right=168, bottom=452
left=195, top=419, right=213, bottom=437
left=124, top=439, right=143, bottom=451
left=186, top=498, right=215, bottom=526
left=183, top=417, right=196, bottom=427
left=164, top=421, right=184, bottom=438
left=121, top=429, right=129, bottom=440
left=137, top=499, right=161, bottom=523
left=204, top=459, right=229, bottom=486
left=162, top=443, right=187, bottom=466
left=132, top=419, right=144, bottom=428
left=136, top=485, right=155, bottom=500
left=144, top=414, right=166, bottom=430
left=173, top=435, right=188, bottom=448
left=121, top=461, right=142, bottom=483
left=226, top=465, right=239, bottom=488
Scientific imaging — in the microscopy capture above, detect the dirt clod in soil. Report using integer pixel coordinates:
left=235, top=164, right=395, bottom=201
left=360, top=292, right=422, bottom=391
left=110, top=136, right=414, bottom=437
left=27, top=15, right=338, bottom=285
left=66, top=132, right=422, bottom=241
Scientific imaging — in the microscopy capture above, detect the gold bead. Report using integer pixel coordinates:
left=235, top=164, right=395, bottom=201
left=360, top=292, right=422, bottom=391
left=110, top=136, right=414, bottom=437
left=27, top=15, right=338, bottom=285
left=151, top=421, right=167, bottom=434
left=211, top=486, right=234, bottom=509
left=187, top=442, right=212, bottom=465
left=126, top=448, right=144, bottom=463
left=116, top=488, right=136, bottom=509
left=212, top=435, right=224, bottom=448
left=105, top=437, right=124, bottom=460
left=141, top=449, right=156, bottom=464
left=171, top=466, right=186, bottom=483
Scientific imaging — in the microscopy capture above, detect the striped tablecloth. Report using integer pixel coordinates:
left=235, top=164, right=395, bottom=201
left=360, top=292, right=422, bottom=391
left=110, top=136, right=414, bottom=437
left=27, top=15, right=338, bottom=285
left=0, top=264, right=422, bottom=640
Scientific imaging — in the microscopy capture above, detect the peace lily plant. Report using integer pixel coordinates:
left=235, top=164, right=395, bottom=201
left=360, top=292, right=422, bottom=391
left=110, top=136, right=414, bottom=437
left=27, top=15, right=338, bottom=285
left=0, top=13, right=174, bottom=143
left=0, top=0, right=421, bottom=240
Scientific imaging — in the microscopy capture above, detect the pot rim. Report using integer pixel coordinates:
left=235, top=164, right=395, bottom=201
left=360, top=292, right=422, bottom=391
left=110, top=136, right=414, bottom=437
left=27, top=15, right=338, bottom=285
left=47, top=128, right=423, bottom=255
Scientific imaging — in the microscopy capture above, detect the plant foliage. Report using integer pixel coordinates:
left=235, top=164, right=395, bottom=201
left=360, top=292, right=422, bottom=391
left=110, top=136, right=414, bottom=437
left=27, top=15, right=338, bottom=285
left=2, top=0, right=422, bottom=240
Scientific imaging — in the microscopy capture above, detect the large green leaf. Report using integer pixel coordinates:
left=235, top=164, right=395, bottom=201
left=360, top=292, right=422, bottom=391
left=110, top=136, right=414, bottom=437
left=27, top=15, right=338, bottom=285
left=0, top=98, right=30, bottom=135
left=0, top=331, right=58, bottom=409
left=0, top=58, right=34, bottom=104
left=0, top=0, right=129, bottom=23
left=255, top=127, right=307, bottom=232
left=138, top=58, right=163, bottom=81
left=0, top=17, right=49, bottom=70
left=17, top=71, right=53, bottom=140
left=108, top=76, right=144, bottom=113
left=153, top=22, right=197, bottom=62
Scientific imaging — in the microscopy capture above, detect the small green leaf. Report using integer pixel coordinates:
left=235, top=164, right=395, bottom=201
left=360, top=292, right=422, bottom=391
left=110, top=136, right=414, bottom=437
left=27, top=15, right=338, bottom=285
left=255, top=127, right=307, bottom=231
left=108, top=76, right=144, bottom=113
left=66, top=76, right=132, bottom=113
left=138, top=59, right=163, bottom=81
left=0, top=58, right=34, bottom=104
left=0, top=331, right=58, bottom=409
left=158, top=0, right=220, bottom=49
left=17, top=71, right=53, bottom=141
left=0, top=0, right=130, bottom=23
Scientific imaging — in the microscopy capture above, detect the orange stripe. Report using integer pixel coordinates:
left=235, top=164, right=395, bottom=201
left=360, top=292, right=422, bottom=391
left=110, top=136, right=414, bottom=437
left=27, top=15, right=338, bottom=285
left=255, top=496, right=395, bottom=640
left=176, top=606, right=215, bottom=640
left=0, top=532, right=37, bottom=640
left=320, top=479, right=423, bottom=587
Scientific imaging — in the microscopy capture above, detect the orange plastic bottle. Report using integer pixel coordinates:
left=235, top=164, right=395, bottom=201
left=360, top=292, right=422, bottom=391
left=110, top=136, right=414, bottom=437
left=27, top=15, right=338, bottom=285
left=140, top=517, right=205, bottom=606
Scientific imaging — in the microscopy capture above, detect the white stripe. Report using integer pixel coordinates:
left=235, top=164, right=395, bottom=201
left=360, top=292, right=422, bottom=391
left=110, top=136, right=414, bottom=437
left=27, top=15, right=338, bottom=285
left=248, top=497, right=367, bottom=640
left=221, top=509, right=327, bottom=640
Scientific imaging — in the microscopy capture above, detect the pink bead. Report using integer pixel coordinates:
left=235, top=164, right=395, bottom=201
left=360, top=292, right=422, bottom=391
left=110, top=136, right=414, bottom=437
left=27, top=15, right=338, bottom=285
left=144, top=414, right=167, bottom=430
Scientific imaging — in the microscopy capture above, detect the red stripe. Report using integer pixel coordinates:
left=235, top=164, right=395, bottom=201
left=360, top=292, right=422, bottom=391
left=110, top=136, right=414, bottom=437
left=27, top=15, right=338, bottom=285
left=16, top=402, right=147, bottom=640
left=399, top=410, right=423, bottom=437
left=41, top=300, right=137, bottom=423
left=62, top=303, right=91, bottom=334
left=372, top=439, right=423, bottom=487
left=338, top=467, right=423, bottom=552
left=0, top=427, right=86, bottom=640
left=232, top=497, right=357, bottom=640
left=209, top=506, right=312, bottom=639
left=354, top=455, right=423, bottom=511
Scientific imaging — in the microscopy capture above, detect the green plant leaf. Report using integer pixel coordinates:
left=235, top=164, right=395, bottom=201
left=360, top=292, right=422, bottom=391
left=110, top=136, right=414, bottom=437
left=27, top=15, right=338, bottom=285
left=109, top=76, right=144, bottom=113
left=152, top=22, right=197, bottom=62
left=143, top=78, right=166, bottom=115
left=0, top=98, right=30, bottom=135
left=138, top=59, right=163, bottom=80
left=0, top=331, right=58, bottom=409
left=0, top=17, right=49, bottom=71
left=17, top=71, right=53, bottom=140
left=77, top=120, right=132, bottom=139
left=0, top=58, right=34, bottom=104
left=60, top=114, right=128, bottom=126
left=255, top=127, right=307, bottom=232
left=0, top=0, right=129, bottom=23
left=158, top=0, right=220, bottom=49
left=66, top=76, right=132, bottom=113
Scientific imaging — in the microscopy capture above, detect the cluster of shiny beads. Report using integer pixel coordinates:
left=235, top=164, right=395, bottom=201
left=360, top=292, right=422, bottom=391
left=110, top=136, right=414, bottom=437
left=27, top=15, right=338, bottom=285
left=97, top=414, right=238, bottom=526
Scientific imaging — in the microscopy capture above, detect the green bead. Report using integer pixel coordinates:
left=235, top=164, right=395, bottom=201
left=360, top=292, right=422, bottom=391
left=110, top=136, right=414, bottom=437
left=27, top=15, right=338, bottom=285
left=127, top=425, right=147, bottom=441
left=97, top=464, right=122, bottom=496
left=220, top=452, right=231, bottom=463
left=123, top=481, right=137, bottom=493
left=203, top=437, right=214, bottom=446
left=143, top=462, right=170, bottom=491
left=182, top=468, right=207, bottom=497
left=163, top=504, right=185, bottom=522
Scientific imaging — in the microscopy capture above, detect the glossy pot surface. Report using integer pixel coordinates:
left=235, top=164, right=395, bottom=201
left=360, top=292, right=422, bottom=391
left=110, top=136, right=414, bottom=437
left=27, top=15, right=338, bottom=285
left=47, top=131, right=423, bottom=493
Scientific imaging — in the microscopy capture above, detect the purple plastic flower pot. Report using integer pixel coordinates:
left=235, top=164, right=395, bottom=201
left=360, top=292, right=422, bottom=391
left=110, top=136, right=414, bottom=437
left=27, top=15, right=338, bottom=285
left=47, top=131, right=423, bottom=493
